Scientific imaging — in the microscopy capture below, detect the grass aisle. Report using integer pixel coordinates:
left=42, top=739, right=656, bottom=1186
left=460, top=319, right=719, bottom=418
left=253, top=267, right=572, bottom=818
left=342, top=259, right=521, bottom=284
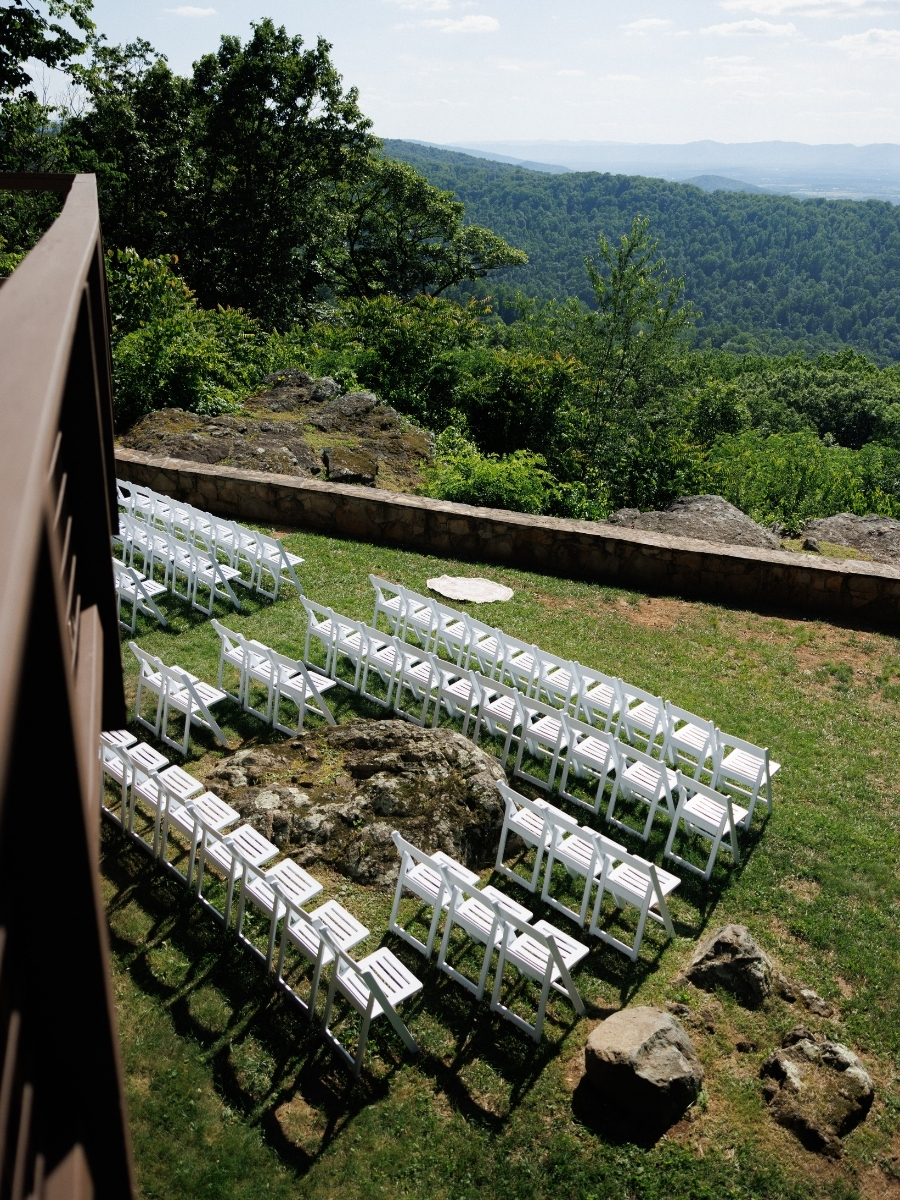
left=104, top=528, right=900, bottom=1199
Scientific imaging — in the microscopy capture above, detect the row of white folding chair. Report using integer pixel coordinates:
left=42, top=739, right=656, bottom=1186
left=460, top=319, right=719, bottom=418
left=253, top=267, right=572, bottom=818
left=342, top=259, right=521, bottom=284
left=298, top=602, right=750, bottom=872
left=389, top=833, right=587, bottom=1043
left=210, top=620, right=337, bottom=734
left=117, top=512, right=244, bottom=614
left=112, top=557, right=168, bottom=633
left=493, top=783, right=681, bottom=962
left=118, top=479, right=304, bottom=600
left=367, top=578, right=779, bottom=823
left=130, top=642, right=229, bottom=756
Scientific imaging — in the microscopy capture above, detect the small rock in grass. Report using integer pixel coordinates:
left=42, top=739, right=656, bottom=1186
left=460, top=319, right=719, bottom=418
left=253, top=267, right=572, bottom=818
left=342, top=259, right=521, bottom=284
left=800, top=987, right=835, bottom=1017
left=683, top=924, right=773, bottom=1008
left=775, top=972, right=797, bottom=1002
left=802, top=536, right=821, bottom=553
left=760, top=1030, right=874, bottom=1157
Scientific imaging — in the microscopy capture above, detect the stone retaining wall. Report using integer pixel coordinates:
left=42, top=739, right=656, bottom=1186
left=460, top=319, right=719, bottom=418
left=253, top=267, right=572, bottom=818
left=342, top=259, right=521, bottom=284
left=115, top=448, right=900, bottom=627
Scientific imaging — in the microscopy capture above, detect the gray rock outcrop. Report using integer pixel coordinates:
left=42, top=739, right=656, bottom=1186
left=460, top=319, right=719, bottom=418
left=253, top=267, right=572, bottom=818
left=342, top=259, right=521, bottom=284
left=607, top=495, right=780, bottom=550
left=584, top=1007, right=704, bottom=1126
left=684, top=924, right=773, bottom=1008
left=118, top=372, right=433, bottom=493
left=761, top=1027, right=875, bottom=1157
left=803, top=513, right=900, bottom=564
left=203, top=718, right=506, bottom=886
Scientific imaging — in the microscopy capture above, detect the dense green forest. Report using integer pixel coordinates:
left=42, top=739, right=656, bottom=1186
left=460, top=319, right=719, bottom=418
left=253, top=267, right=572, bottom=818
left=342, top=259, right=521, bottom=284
left=386, top=140, right=900, bottom=363
left=4, top=5, right=900, bottom=532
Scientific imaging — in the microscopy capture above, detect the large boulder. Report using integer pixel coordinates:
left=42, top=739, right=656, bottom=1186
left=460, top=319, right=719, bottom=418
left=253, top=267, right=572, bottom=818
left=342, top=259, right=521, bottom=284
left=683, top=924, right=773, bottom=1008
left=203, top=718, right=506, bottom=886
left=584, top=1007, right=705, bottom=1127
left=761, top=1027, right=875, bottom=1157
left=803, top=513, right=900, bottom=564
left=607, top=495, right=780, bottom=550
left=118, top=373, right=433, bottom=493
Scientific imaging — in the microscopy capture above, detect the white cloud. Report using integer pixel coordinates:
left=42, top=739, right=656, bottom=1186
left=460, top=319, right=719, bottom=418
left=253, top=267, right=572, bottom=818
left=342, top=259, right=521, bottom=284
left=424, top=14, right=499, bottom=32
left=603, top=73, right=641, bottom=81
left=703, top=18, right=799, bottom=33
left=557, top=68, right=586, bottom=75
left=704, top=54, right=753, bottom=61
left=384, top=0, right=451, bottom=9
left=621, top=17, right=673, bottom=32
left=165, top=5, right=216, bottom=13
left=721, top=0, right=892, bottom=13
left=830, top=26, right=900, bottom=54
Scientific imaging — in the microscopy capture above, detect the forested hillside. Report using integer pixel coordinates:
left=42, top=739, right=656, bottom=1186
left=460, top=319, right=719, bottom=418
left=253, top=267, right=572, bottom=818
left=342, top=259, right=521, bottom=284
left=385, top=140, right=900, bottom=363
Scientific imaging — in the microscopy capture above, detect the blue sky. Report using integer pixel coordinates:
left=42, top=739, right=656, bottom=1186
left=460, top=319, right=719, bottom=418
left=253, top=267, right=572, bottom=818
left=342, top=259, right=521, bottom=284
left=82, top=0, right=900, bottom=144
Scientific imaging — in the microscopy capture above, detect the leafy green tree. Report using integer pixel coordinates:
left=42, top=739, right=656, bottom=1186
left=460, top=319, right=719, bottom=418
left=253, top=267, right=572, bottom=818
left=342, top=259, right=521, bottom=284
left=64, top=40, right=194, bottom=260
left=327, top=154, right=526, bottom=299
left=184, top=19, right=374, bottom=326
left=0, top=0, right=94, bottom=96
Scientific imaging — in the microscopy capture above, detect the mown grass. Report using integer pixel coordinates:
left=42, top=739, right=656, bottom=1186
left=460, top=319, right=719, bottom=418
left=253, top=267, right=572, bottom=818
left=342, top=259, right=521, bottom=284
left=104, top=527, right=900, bottom=1199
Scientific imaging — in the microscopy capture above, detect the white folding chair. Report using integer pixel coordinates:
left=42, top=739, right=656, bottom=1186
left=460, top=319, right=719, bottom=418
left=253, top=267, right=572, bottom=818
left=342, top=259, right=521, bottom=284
left=356, top=624, right=399, bottom=708
left=437, top=871, right=533, bottom=1000
left=664, top=771, right=747, bottom=880
left=269, top=650, right=337, bottom=735
left=195, top=823, right=279, bottom=926
left=254, top=531, right=304, bottom=599
left=113, top=559, right=168, bottom=633
left=425, top=599, right=470, bottom=662
left=275, top=898, right=369, bottom=1019
left=491, top=913, right=588, bottom=1043
left=460, top=615, right=504, bottom=677
left=712, top=731, right=780, bottom=824
left=557, top=717, right=619, bottom=813
left=497, top=631, right=539, bottom=696
left=370, top=575, right=405, bottom=635
left=573, top=664, right=623, bottom=732
left=619, top=683, right=667, bottom=756
left=99, top=729, right=138, bottom=826
left=191, top=549, right=244, bottom=616
left=396, top=585, right=439, bottom=648
left=159, top=789, right=240, bottom=886
left=159, top=664, right=229, bottom=757
left=388, top=832, right=479, bottom=958
left=664, top=702, right=717, bottom=782
left=320, top=932, right=423, bottom=1077
left=429, top=658, right=478, bottom=733
left=210, top=618, right=248, bottom=703
left=470, top=673, right=525, bottom=769
left=236, top=858, right=323, bottom=967
left=130, top=642, right=167, bottom=736
left=301, top=597, right=339, bottom=676
left=589, top=845, right=680, bottom=962
left=391, top=645, right=440, bottom=726
left=130, top=762, right=204, bottom=856
left=494, top=781, right=567, bottom=893
left=606, top=742, right=678, bottom=841
left=540, top=808, right=628, bottom=928
left=241, top=637, right=283, bottom=722
left=534, top=649, right=579, bottom=712
left=512, top=695, right=569, bottom=792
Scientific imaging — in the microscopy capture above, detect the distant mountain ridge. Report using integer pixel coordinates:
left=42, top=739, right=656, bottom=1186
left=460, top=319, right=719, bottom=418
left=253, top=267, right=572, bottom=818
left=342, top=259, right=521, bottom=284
left=383, top=139, right=900, bottom=362
left=432, top=139, right=900, bottom=203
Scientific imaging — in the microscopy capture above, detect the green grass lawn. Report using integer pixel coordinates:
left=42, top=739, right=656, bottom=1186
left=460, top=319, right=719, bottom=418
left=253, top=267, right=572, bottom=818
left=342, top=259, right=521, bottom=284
left=104, top=527, right=900, bottom=1199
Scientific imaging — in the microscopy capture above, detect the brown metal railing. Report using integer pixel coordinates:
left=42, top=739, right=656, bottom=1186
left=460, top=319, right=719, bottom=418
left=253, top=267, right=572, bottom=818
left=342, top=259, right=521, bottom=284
left=0, top=175, right=133, bottom=1199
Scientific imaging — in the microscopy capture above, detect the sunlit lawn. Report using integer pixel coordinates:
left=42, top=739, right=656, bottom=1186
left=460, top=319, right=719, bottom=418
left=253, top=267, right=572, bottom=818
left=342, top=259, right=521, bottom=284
left=104, top=526, right=900, bottom=1199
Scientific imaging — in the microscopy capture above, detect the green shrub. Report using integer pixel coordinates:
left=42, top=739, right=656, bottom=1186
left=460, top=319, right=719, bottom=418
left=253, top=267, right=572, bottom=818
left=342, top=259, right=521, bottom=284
left=703, top=428, right=900, bottom=532
left=105, top=248, right=196, bottom=344
left=112, top=306, right=281, bottom=424
left=421, top=428, right=610, bottom=519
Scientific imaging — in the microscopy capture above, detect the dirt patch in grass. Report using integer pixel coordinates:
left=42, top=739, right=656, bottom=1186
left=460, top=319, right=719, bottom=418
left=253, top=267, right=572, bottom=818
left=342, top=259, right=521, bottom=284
left=614, top=595, right=698, bottom=630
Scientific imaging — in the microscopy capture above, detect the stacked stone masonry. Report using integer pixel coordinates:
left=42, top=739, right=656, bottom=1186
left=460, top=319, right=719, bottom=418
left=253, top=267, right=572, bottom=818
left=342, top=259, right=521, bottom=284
left=115, top=449, right=900, bottom=627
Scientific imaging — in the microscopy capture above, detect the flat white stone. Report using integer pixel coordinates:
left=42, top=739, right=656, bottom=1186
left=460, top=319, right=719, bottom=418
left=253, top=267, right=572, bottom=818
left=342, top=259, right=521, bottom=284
left=427, top=575, right=514, bottom=604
